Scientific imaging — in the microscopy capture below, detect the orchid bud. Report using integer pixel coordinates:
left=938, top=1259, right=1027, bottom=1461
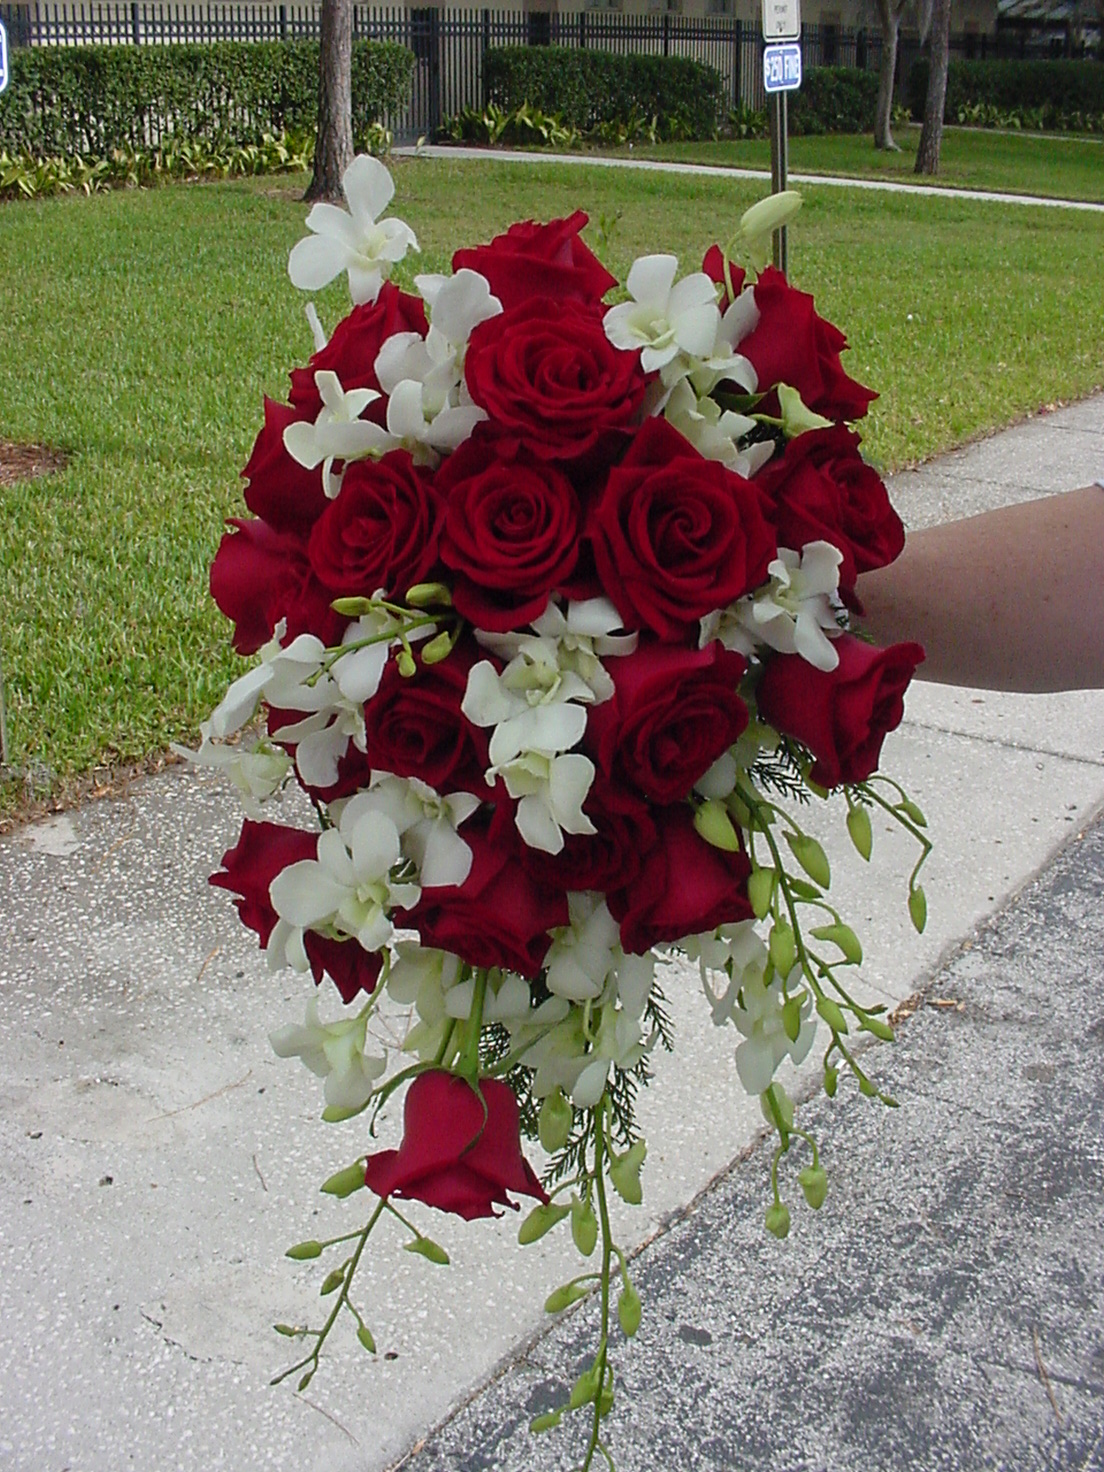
left=785, top=831, right=830, bottom=889
left=769, top=921, right=796, bottom=978
left=396, top=647, right=417, bottom=678
left=860, top=1012, right=895, bottom=1042
left=846, top=804, right=873, bottom=860
left=909, top=885, right=928, bottom=933
left=419, top=630, right=454, bottom=665
left=405, top=581, right=453, bottom=608
left=798, top=1164, right=828, bottom=1210
left=693, top=799, right=741, bottom=853
left=538, top=1088, right=573, bottom=1152
left=816, top=995, right=848, bottom=1035
left=321, top=1161, right=367, bottom=1198
left=748, top=866, right=775, bottom=919
left=571, top=1195, right=598, bottom=1258
left=618, top=1280, right=642, bottom=1338
left=765, top=1201, right=791, bottom=1239
left=357, top=1325, right=377, bottom=1353
left=404, top=1236, right=449, bottom=1265
left=285, top=1240, right=323, bottom=1260
left=519, top=1202, right=571, bottom=1245
left=810, top=922, right=863, bottom=966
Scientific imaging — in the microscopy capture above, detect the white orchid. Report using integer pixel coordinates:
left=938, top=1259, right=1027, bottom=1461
left=268, top=805, right=419, bottom=967
left=336, top=774, right=479, bottom=889
left=736, top=542, right=845, bottom=671
left=604, top=254, right=721, bottom=377
left=269, top=996, right=386, bottom=1112
left=545, top=894, right=654, bottom=1012
left=476, top=597, right=635, bottom=705
left=172, top=728, right=291, bottom=816
left=662, top=378, right=773, bottom=476
left=207, top=631, right=331, bottom=742
left=683, top=920, right=769, bottom=1026
left=461, top=651, right=600, bottom=853
left=282, top=370, right=387, bottom=499
left=288, top=155, right=418, bottom=305
left=731, top=966, right=817, bottom=1096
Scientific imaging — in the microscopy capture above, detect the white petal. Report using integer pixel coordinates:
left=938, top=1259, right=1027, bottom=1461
left=669, top=271, right=721, bottom=316
left=270, top=859, right=347, bottom=928
left=673, top=302, right=723, bottom=359
left=429, top=268, right=502, bottom=344
left=295, top=724, right=348, bottom=789
left=571, top=1056, right=612, bottom=1109
left=343, top=154, right=394, bottom=226
left=347, top=263, right=384, bottom=306
left=209, top=664, right=270, bottom=738
left=335, top=644, right=389, bottom=704
left=516, top=793, right=566, bottom=855
left=626, top=253, right=679, bottom=306
left=288, top=232, right=348, bottom=293
left=412, top=821, right=473, bottom=889
left=794, top=614, right=841, bottom=672
left=461, top=662, right=518, bottom=728
left=735, top=1037, right=777, bottom=1096
left=350, top=810, right=402, bottom=882
left=549, top=753, right=597, bottom=834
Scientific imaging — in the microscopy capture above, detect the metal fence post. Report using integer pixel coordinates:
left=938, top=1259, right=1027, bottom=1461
left=130, top=0, right=141, bottom=43
left=579, top=7, right=587, bottom=50
left=662, top=11, right=670, bottom=57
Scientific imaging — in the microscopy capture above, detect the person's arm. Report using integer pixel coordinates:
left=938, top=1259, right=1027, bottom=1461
left=855, top=484, right=1104, bottom=693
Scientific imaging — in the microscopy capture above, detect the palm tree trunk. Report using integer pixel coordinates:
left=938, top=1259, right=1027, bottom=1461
left=915, top=0, right=951, bottom=175
left=306, top=0, right=354, bottom=203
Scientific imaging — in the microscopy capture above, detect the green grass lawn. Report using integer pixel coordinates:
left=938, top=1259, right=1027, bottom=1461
left=624, top=127, right=1104, bottom=204
left=1, top=156, right=1103, bottom=815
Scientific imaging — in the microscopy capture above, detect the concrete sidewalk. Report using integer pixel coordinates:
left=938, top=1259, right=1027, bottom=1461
left=1, top=396, right=1102, bottom=1472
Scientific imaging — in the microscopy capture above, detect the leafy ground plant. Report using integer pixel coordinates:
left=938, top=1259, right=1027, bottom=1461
left=1, top=157, right=1102, bottom=818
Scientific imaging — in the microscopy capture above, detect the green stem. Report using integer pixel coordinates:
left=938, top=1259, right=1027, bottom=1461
left=581, top=1100, right=614, bottom=1472
left=456, top=968, right=487, bottom=1080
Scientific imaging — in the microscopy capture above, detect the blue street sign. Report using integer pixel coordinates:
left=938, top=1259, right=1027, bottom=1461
left=763, top=42, right=802, bottom=94
left=0, top=21, right=8, bottom=95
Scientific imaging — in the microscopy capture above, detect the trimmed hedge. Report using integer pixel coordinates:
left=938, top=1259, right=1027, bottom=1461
left=906, top=58, right=1104, bottom=125
left=483, top=45, right=723, bottom=138
left=787, top=66, right=880, bottom=134
left=0, top=39, right=415, bottom=156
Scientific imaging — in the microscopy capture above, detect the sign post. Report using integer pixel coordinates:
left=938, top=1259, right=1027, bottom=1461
left=0, top=21, right=9, bottom=96
left=761, top=0, right=801, bottom=275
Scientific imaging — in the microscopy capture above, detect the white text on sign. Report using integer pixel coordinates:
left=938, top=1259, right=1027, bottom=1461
left=763, top=42, right=802, bottom=94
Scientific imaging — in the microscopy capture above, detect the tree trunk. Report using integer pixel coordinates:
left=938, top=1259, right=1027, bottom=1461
left=914, top=0, right=951, bottom=176
left=874, top=0, right=903, bottom=150
left=306, top=0, right=354, bottom=203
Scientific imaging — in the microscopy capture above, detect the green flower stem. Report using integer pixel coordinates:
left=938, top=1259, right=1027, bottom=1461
left=580, top=1100, right=615, bottom=1472
left=271, top=1195, right=386, bottom=1389
left=456, top=968, right=488, bottom=1081
left=432, top=1018, right=459, bottom=1069
left=482, top=1020, right=562, bottom=1078
left=860, top=782, right=933, bottom=874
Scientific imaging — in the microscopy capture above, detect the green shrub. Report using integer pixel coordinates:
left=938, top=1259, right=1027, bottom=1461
left=787, top=67, right=880, bottom=135
left=0, top=39, right=415, bottom=156
left=907, top=58, right=1104, bottom=130
left=483, top=45, right=723, bottom=138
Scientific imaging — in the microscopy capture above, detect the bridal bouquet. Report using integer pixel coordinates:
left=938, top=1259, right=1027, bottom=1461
left=198, top=157, right=930, bottom=1468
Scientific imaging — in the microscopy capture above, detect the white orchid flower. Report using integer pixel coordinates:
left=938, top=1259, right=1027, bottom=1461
left=207, top=631, right=329, bottom=742
left=288, top=155, right=418, bottom=305
left=268, top=806, right=419, bottom=961
left=736, top=542, right=845, bottom=671
left=732, top=966, right=817, bottom=1096
left=604, top=254, right=721, bottom=376
left=663, top=378, right=760, bottom=472
left=269, top=996, right=386, bottom=1112
left=545, top=895, right=655, bottom=1015
left=282, top=370, right=388, bottom=499
left=339, top=774, right=479, bottom=889
left=476, top=597, right=635, bottom=705
left=172, top=728, right=291, bottom=816
left=683, top=920, right=769, bottom=1027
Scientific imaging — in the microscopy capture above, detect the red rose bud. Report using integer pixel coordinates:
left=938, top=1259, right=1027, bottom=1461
left=755, top=424, right=905, bottom=594
left=757, top=635, right=925, bottom=789
left=363, top=1071, right=547, bottom=1221
left=588, top=416, right=776, bottom=639
left=452, top=212, right=617, bottom=312
left=739, top=266, right=877, bottom=423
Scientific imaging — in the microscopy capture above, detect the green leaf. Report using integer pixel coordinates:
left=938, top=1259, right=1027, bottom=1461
left=846, top=804, right=873, bottom=860
left=571, top=1196, right=598, bottom=1258
left=545, top=1280, right=591, bottom=1314
left=816, top=996, right=849, bottom=1035
left=609, top=1139, right=647, bottom=1206
left=785, top=831, right=830, bottom=889
left=798, top=1164, right=828, bottom=1210
left=747, top=866, right=775, bottom=919
left=320, top=1161, right=366, bottom=1198
left=537, top=1089, right=573, bottom=1153
left=809, top=922, right=863, bottom=966
left=765, top=1201, right=791, bottom=1239
left=693, top=798, right=741, bottom=852
left=357, top=1325, right=377, bottom=1354
left=909, top=885, right=928, bottom=933
left=404, top=1237, right=450, bottom=1266
left=518, top=1202, right=571, bottom=1245
left=285, top=1240, right=323, bottom=1261
left=618, top=1281, right=642, bottom=1338
left=768, top=921, right=796, bottom=978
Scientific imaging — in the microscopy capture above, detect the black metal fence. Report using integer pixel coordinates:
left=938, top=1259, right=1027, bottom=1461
left=0, top=2, right=1022, bottom=142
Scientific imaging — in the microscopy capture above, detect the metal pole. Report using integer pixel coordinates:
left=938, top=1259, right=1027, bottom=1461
left=769, top=90, right=789, bottom=275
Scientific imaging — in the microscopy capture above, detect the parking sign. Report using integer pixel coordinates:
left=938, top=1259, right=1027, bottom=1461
left=0, top=21, right=8, bottom=95
left=763, top=42, right=802, bottom=94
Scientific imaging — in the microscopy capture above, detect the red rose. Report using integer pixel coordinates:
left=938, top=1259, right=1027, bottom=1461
left=363, top=1071, right=547, bottom=1220
left=436, top=433, right=581, bottom=631
left=587, top=642, right=749, bottom=804
left=452, top=212, right=617, bottom=312
left=755, top=425, right=905, bottom=593
left=400, top=808, right=567, bottom=977
left=241, top=397, right=329, bottom=536
left=210, top=820, right=381, bottom=1002
left=288, top=283, right=428, bottom=419
left=587, top=416, right=777, bottom=639
left=464, top=297, right=648, bottom=466
left=701, top=245, right=747, bottom=310
left=210, top=518, right=346, bottom=654
left=608, top=805, right=752, bottom=954
left=519, top=777, right=655, bottom=896
left=756, top=634, right=925, bottom=788
left=307, top=450, right=444, bottom=600
left=738, top=267, right=876, bottom=423
left=367, top=640, right=491, bottom=796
